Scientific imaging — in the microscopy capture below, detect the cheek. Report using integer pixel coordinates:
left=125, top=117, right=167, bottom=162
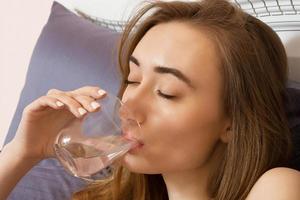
left=123, top=101, right=224, bottom=173
left=158, top=111, right=222, bottom=169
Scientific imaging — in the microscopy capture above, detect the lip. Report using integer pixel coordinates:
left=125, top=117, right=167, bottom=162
left=122, top=132, right=144, bottom=148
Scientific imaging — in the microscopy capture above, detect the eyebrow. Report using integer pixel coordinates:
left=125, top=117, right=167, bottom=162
left=129, top=55, right=194, bottom=89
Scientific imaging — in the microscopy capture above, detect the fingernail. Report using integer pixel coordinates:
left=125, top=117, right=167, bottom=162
left=56, top=101, right=64, bottom=107
left=78, top=107, right=87, bottom=115
left=98, top=89, right=106, bottom=96
left=91, top=101, right=100, bottom=109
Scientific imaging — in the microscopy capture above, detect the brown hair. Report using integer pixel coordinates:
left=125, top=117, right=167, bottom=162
left=73, top=0, right=292, bottom=199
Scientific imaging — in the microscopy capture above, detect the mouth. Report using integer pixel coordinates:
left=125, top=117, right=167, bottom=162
left=122, top=132, right=144, bottom=148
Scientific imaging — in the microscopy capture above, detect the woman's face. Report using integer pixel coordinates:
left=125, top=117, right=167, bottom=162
left=121, top=21, right=230, bottom=174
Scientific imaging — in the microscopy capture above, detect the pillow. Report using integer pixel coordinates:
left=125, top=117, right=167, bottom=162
left=5, top=2, right=121, bottom=200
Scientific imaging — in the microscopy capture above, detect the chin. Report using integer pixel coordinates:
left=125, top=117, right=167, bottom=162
left=121, top=154, right=162, bottom=174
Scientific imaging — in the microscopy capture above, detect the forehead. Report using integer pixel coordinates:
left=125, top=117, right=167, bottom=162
left=132, top=21, right=222, bottom=89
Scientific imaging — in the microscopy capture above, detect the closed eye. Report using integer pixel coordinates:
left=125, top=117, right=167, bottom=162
left=125, top=80, right=176, bottom=100
left=124, top=80, right=140, bottom=85
left=157, top=90, right=176, bottom=100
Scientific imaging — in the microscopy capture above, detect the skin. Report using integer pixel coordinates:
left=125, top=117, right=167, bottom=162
left=0, top=86, right=106, bottom=199
left=121, top=21, right=300, bottom=200
left=246, top=167, right=300, bottom=200
left=121, top=21, right=230, bottom=199
left=0, top=21, right=299, bottom=200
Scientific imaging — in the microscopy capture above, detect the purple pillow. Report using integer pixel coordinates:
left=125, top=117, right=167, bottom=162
left=6, top=2, right=121, bottom=200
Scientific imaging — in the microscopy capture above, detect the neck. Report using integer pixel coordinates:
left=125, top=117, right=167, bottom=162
left=162, top=168, right=210, bottom=200
left=162, top=141, right=225, bottom=200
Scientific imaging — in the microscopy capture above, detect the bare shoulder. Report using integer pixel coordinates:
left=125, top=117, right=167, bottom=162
left=246, top=167, right=300, bottom=200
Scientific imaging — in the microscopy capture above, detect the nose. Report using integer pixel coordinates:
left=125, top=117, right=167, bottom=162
left=119, top=100, right=144, bottom=137
left=121, top=90, right=147, bottom=126
left=120, top=100, right=145, bottom=126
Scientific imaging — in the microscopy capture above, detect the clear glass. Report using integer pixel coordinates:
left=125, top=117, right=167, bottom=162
left=53, top=93, right=140, bottom=182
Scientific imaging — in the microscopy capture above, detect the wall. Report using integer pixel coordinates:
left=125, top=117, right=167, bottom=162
left=0, top=0, right=54, bottom=148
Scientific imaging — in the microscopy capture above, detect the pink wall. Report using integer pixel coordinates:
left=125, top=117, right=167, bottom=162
left=0, top=0, right=54, bottom=147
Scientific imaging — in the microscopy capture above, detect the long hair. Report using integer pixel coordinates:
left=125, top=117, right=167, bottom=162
left=73, top=0, right=292, bottom=199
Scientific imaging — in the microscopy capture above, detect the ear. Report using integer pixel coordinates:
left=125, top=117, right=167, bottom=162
left=220, top=120, right=232, bottom=143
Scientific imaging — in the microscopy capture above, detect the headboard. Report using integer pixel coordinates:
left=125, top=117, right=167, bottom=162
left=76, top=0, right=300, bottom=86
left=234, top=0, right=300, bottom=85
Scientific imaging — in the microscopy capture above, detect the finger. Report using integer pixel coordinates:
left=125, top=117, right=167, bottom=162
left=71, top=94, right=101, bottom=112
left=71, top=86, right=106, bottom=99
left=47, top=88, right=63, bottom=95
left=48, top=93, right=88, bottom=118
left=24, top=96, right=65, bottom=113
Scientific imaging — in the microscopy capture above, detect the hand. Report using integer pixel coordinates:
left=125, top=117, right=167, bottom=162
left=10, top=86, right=107, bottom=160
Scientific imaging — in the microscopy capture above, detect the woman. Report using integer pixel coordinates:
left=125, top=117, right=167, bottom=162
left=1, top=0, right=300, bottom=199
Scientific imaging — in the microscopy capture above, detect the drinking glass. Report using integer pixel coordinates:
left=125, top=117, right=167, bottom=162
left=53, top=92, right=140, bottom=182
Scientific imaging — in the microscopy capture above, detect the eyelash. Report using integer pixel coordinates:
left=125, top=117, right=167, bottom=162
left=124, top=80, right=176, bottom=100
